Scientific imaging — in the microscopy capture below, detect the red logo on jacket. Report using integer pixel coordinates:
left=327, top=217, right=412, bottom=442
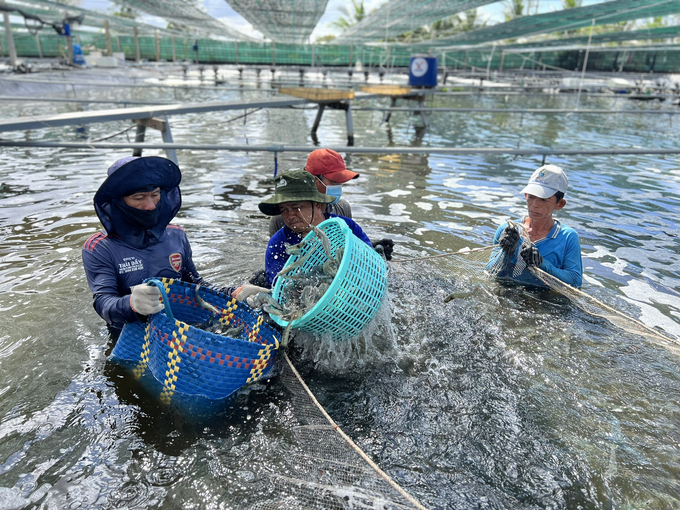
left=169, top=253, right=182, bottom=272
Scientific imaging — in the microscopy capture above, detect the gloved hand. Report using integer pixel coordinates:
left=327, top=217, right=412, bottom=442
left=498, top=225, right=520, bottom=255
left=520, top=244, right=543, bottom=268
left=372, top=238, right=394, bottom=261
left=232, top=284, right=269, bottom=303
left=130, top=284, right=164, bottom=316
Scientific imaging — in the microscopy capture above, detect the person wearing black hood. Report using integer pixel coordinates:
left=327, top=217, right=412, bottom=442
left=82, top=156, right=266, bottom=336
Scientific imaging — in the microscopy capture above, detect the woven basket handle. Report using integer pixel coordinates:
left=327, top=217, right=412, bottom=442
left=144, top=278, right=175, bottom=321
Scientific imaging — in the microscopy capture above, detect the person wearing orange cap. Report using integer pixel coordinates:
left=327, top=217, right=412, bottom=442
left=268, top=149, right=394, bottom=259
left=268, top=149, right=356, bottom=235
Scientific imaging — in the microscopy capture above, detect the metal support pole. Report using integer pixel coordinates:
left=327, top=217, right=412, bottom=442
left=104, top=20, right=112, bottom=56
left=499, top=51, right=505, bottom=72
left=2, top=9, right=17, bottom=67
left=418, top=99, right=429, bottom=127
left=234, top=40, right=238, bottom=65
left=486, top=43, right=496, bottom=80
left=385, top=97, right=397, bottom=123
left=349, top=44, right=353, bottom=66
left=66, top=36, right=74, bottom=65
left=272, top=42, right=276, bottom=66
left=134, top=27, right=140, bottom=63
left=184, top=38, right=188, bottom=61
left=311, top=104, right=325, bottom=134
left=171, top=36, right=176, bottom=62
left=116, top=36, right=121, bottom=53
left=36, top=34, right=43, bottom=59
left=576, top=19, right=595, bottom=109
left=154, top=30, right=160, bottom=62
left=160, top=116, right=177, bottom=164
left=345, top=102, right=354, bottom=146
left=311, top=43, right=315, bottom=67
left=132, top=123, right=146, bottom=157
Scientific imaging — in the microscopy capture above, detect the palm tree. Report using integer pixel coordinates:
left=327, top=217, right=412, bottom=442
left=330, top=0, right=366, bottom=32
left=562, top=0, right=583, bottom=8
left=504, top=0, right=525, bottom=21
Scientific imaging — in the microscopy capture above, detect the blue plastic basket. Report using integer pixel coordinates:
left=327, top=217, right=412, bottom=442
left=271, top=218, right=388, bottom=341
left=110, top=278, right=280, bottom=404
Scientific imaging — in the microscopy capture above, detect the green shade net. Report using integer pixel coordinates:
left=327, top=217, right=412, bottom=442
left=334, top=0, right=497, bottom=44
left=432, top=0, right=680, bottom=47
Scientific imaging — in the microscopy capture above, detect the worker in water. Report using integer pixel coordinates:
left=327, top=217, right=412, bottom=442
left=82, top=156, right=263, bottom=337
left=267, top=149, right=394, bottom=259
left=258, top=169, right=376, bottom=289
left=489, top=164, right=583, bottom=288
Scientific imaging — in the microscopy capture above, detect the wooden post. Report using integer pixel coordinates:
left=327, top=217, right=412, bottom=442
left=171, top=36, right=176, bottom=62
left=35, top=34, right=43, bottom=58
left=104, top=19, right=112, bottom=56
left=134, top=26, right=140, bottom=62
left=2, top=10, right=17, bottom=67
left=154, top=30, right=160, bottom=62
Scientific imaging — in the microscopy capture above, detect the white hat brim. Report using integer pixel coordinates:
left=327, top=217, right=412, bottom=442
left=521, top=182, right=558, bottom=199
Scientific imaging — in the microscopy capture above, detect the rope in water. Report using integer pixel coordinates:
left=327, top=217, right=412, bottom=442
left=283, top=352, right=428, bottom=510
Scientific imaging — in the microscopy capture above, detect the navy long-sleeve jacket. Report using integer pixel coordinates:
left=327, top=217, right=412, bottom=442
left=82, top=161, right=233, bottom=333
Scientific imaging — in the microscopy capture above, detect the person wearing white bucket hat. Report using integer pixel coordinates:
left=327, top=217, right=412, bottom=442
left=490, top=164, right=583, bottom=288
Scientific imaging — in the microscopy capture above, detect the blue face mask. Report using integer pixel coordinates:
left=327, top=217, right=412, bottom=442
left=317, top=176, right=342, bottom=205
left=324, top=184, right=342, bottom=204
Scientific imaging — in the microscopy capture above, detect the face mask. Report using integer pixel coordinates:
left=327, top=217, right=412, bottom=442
left=113, top=197, right=161, bottom=230
left=324, top=184, right=342, bottom=205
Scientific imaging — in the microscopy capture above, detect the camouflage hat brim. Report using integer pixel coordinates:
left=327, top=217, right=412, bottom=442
left=258, top=170, right=335, bottom=216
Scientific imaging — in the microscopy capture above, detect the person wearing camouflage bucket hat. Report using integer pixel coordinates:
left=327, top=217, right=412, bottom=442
left=256, top=169, right=375, bottom=289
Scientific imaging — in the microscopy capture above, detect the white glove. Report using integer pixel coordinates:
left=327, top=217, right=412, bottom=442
left=130, top=284, right=164, bottom=316
left=232, top=284, right=270, bottom=304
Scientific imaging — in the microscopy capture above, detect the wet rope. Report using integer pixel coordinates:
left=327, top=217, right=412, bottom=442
left=283, top=352, right=428, bottom=510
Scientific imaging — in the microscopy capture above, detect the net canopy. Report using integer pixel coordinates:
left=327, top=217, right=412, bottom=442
left=431, top=0, right=680, bottom=48
left=333, top=0, right=497, bottom=44
left=2, top=0, right=183, bottom=36
left=503, top=25, right=680, bottom=49
left=224, top=0, right=329, bottom=44
left=2, top=0, right=255, bottom=39
left=118, top=0, right=257, bottom=40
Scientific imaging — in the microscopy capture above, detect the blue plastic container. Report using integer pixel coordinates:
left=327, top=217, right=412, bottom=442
left=111, top=278, right=280, bottom=405
left=272, top=218, right=388, bottom=341
left=408, top=55, right=438, bottom=88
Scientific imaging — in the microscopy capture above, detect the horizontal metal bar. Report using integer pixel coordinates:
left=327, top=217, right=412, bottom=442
left=352, top=107, right=680, bottom=115
left=0, top=95, right=173, bottom=106
left=0, top=97, right=310, bottom=132
left=1, top=140, right=679, bottom=156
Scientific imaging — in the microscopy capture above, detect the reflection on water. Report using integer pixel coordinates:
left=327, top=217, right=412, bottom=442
left=0, top=68, right=678, bottom=508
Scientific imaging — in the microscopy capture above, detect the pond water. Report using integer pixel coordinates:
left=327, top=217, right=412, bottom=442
left=0, top=66, right=679, bottom=509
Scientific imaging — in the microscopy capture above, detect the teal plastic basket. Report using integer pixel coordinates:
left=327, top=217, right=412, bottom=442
left=271, top=218, right=388, bottom=341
